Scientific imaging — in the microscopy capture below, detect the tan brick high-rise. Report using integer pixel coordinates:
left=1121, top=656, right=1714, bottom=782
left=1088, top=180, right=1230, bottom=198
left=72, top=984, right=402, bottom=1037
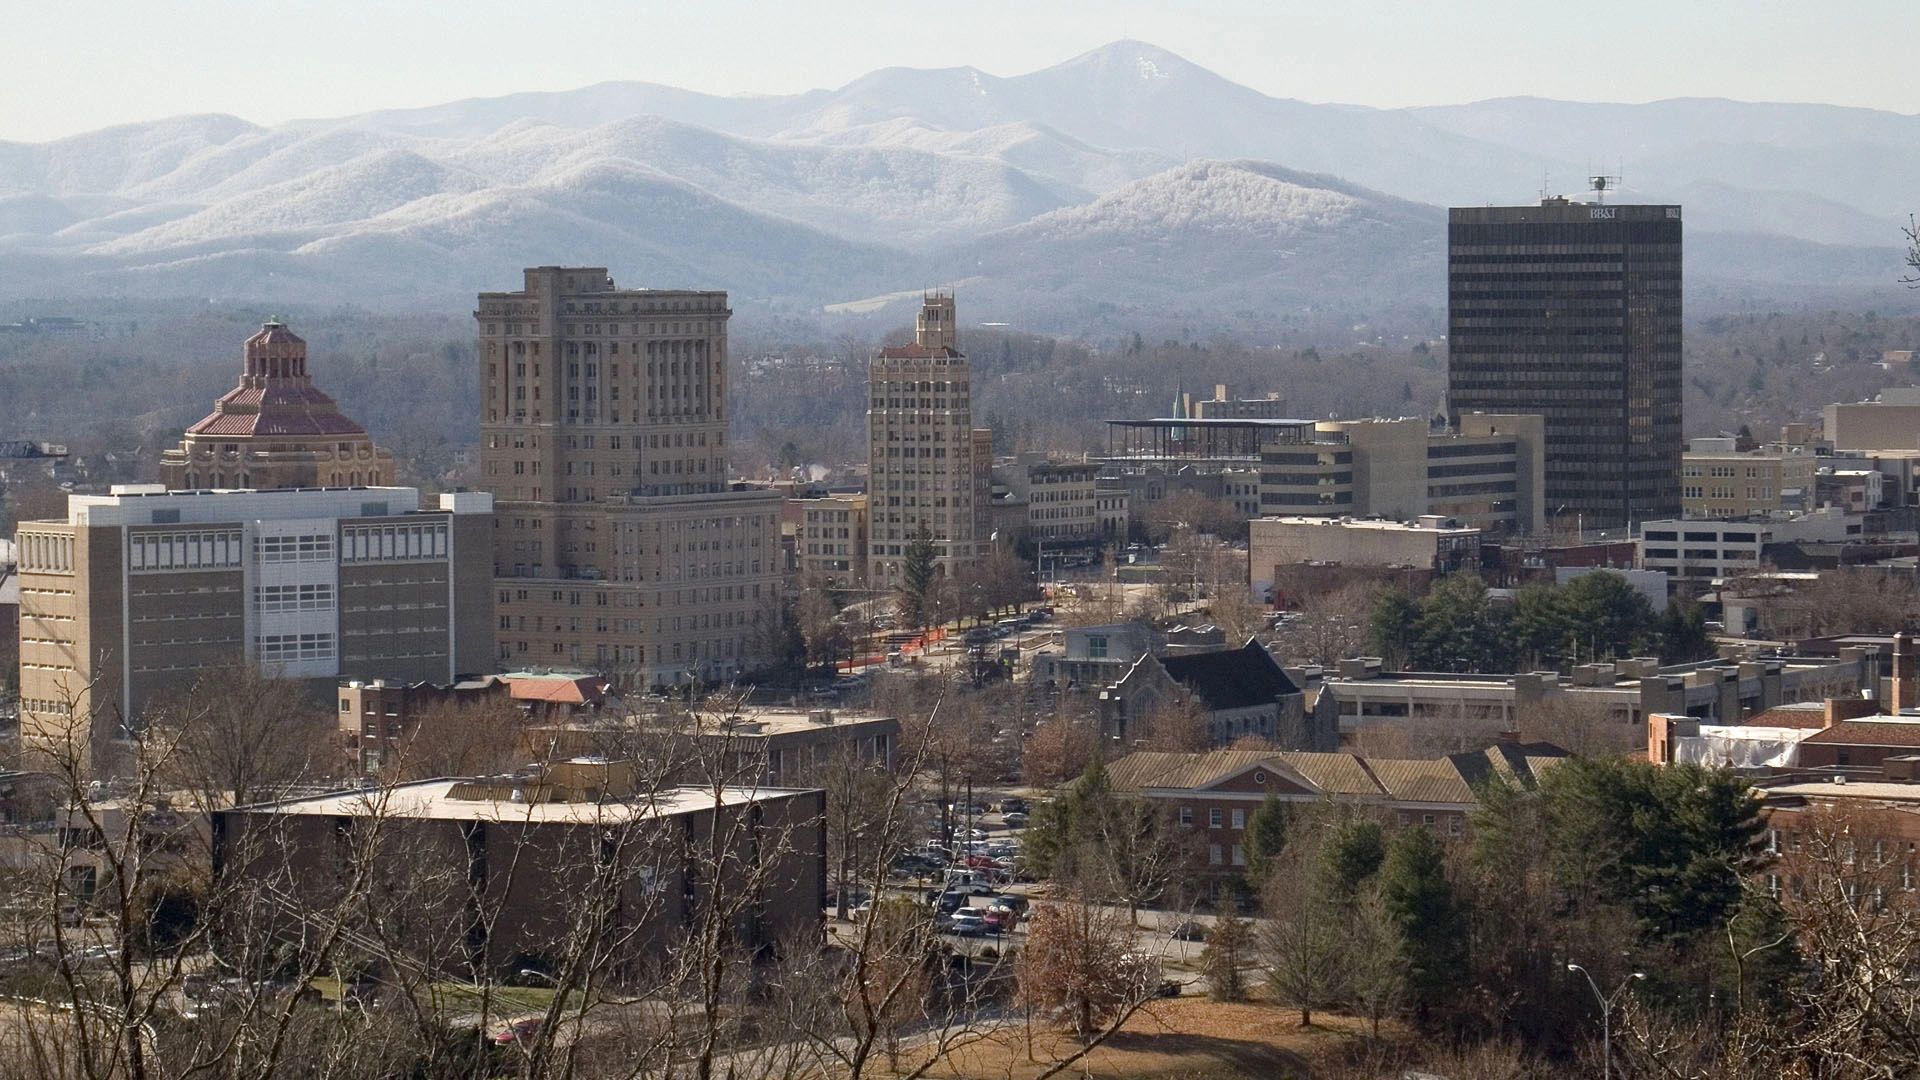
left=161, top=321, right=392, bottom=490
left=867, top=293, right=983, bottom=586
left=477, top=268, right=780, bottom=686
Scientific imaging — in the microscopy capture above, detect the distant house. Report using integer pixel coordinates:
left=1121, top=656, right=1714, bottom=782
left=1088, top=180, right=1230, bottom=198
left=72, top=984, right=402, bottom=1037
left=1097, top=639, right=1324, bottom=749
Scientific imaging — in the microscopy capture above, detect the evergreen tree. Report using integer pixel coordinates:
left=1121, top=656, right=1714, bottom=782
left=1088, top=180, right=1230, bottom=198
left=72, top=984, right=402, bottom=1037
left=1243, top=792, right=1290, bottom=885
left=1199, top=906, right=1254, bottom=1002
left=1553, top=571, right=1659, bottom=661
left=1379, top=825, right=1468, bottom=1021
left=1315, top=819, right=1386, bottom=900
left=1023, top=756, right=1112, bottom=881
left=1367, top=589, right=1421, bottom=668
left=1658, top=596, right=1716, bottom=663
left=1540, top=757, right=1766, bottom=943
left=897, top=525, right=939, bottom=632
left=1411, top=573, right=1512, bottom=673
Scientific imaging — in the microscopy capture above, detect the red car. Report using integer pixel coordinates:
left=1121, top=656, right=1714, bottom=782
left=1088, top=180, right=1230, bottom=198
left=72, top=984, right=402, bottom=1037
left=983, top=905, right=1018, bottom=932
left=492, top=1018, right=544, bottom=1045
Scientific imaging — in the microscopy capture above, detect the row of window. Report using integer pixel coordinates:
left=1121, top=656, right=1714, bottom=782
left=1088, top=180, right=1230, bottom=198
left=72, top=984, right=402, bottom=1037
left=18, top=531, right=76, bottom=573
left=340, top=522, right=448, bottom=563
left=257, top=633, right=336, bottom=662
left=254, top=584, right=334, bottom=613
left=257, top=534, right=334, bottom=562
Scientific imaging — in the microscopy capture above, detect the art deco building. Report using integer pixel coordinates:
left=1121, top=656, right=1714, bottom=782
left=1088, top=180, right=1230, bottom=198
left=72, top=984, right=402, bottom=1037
left=1447, top=199, right=1683, bottom=529
left=161, top=321, right=392, bottom=490
left=866, top=293, right=984, bottom=585
left=476, top=267, right=781, bottom=686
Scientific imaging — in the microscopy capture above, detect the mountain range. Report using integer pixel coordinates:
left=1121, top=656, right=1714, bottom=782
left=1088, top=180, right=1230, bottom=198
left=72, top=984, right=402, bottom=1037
left=0, top=41, right=1914, bottom=332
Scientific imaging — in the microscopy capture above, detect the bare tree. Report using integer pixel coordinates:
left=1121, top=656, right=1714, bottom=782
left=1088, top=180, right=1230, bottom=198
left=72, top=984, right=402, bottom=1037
left=383, top=692, right=533, bottom=781
left=1016, top=887, right=1163, bottom=1053
left=1259, top=826, right=1349, bottom=1027
left=146, top=664, right=335, bottom=810
left=1270, top=580, right=1375, bottom=666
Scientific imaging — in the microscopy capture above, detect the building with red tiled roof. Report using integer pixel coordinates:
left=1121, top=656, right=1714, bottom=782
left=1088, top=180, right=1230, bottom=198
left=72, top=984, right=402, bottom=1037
left=161, top=321, right=393, bottom=491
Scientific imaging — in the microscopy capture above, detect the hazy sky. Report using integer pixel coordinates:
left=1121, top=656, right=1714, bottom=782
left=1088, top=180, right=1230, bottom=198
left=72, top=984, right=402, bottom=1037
left=4, top=0, right=1913, bottom=141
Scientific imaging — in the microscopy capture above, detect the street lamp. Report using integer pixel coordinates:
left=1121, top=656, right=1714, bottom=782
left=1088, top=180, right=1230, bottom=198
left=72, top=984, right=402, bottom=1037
left=1567, top=963, right=1644, bottom=1080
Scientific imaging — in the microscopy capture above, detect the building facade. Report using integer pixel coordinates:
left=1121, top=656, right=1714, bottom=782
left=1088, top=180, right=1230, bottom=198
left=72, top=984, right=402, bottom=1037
left=1825, top=389, right=1920, bottom=452
left=1447, top=200, right=1684, bottom=528
left=214, top=770, right=826, bottom=979
left=866, top=294, right=983, bottom=584
left=1681, top=437, right=1817, bottom=519
left=1106, top=744, right=1567, bottom=871
left=160, top=321, right=393, bottom=491
left=15, top=485, right=494, bottom=767
left=476, top=268, right=782, bottom=686
left=792, top=493, right=868, bottom=587
left=1637, top=509, right=1864, bottom=584
left=995, top=455, right=1102, bottom=542
left=1249, top=515, right=1482, bottom=600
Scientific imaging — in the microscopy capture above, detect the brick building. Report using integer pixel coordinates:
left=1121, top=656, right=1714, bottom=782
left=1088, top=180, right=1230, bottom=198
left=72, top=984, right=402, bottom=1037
left=1106, top=742, right=1567, bottom=870
left=477, top=267, right=783, bottom=687
left=213, top=765, right=826, bottom=978
left=15, top=485, right=494, bottom=771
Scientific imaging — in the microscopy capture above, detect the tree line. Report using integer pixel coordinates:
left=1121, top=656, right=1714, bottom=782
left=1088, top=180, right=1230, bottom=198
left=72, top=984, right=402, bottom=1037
left=1367, top=570, right=1715, bottom=674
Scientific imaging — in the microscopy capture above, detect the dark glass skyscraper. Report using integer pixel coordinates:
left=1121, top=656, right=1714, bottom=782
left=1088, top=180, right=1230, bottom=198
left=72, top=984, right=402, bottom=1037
left=1447, top=200, right=1682, bottom=529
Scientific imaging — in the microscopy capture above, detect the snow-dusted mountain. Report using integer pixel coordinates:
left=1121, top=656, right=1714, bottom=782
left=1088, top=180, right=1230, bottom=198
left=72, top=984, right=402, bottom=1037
left=0, top=40, right=1912, bottom=322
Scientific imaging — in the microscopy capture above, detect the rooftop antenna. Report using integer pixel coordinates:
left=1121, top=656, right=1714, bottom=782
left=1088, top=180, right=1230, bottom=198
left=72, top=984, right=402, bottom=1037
left=1589, top=171, right=1623, bottom=204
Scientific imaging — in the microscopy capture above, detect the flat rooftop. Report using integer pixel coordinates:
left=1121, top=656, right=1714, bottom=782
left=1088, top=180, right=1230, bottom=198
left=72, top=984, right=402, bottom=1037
left=235, top=781, right=811, bottom=825
left=1257, top=516, right=1478, bottom=535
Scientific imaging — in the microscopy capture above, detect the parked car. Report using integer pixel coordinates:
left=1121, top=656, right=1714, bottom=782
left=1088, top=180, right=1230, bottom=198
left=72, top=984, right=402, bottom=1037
left=967, top=827, right=990, bottom=842
left=942, top=869, right=995, bottom=894
left=944, top=909, right=988, bottom=937
left=1003, top=811, right=1029, bottom=829
left=895, top=853, right=943, bottom=877
left=999, top=797, right=1028, bottom=814
left=824, top=886, right=871, bottom=910
left=983, top=905, right=1018, bottom=932
left=988, top=893, right=1030, bottom=915
left=492, top=1018, right=544, bottom=1045
left=936, top=890, right=969, bottom=914
left=1169, top=920, right=1209, bottom=942
left=850, top=900, right=876, bottom=923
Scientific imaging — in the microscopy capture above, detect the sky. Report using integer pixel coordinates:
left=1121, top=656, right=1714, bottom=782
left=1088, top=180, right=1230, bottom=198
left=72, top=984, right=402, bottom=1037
left=2, top=0, right=1914, bottom=142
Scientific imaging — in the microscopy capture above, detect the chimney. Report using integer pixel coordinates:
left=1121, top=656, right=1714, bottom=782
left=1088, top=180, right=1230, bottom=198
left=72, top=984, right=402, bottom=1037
left=1895, top=631, right=1916, bottom=714
left=1826, top=696, right=1878, bottom=729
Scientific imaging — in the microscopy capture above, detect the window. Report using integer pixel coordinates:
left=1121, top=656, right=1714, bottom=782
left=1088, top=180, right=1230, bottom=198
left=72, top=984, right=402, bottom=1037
left=1422, top=814, right=1436, bottom=827
left=1449, top=816, right=1464, bottom=837
left=1231, top=809, right=1245, bottom=830
left=1208, top=844, right=1223, bottom=866
left=1179, top=807, right=1192, bottom=826
left=1208, top=808, right=1223, bottom=828
left=1231, top=844, right=1245, bottom=867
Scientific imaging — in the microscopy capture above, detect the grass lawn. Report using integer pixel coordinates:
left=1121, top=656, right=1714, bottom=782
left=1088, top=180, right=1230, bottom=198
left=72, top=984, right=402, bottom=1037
left=308, top=976, right=561, bottom=1016
left=886, top=992, right=1390, bottom=1080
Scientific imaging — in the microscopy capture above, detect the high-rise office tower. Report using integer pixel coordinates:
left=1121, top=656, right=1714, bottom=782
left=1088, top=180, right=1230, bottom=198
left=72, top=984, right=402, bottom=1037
left=1447, top=199, right=1683, bottom=528
left=476, top=267, right=781, bottom=686
left=866, top=293, right=983, bottom=585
